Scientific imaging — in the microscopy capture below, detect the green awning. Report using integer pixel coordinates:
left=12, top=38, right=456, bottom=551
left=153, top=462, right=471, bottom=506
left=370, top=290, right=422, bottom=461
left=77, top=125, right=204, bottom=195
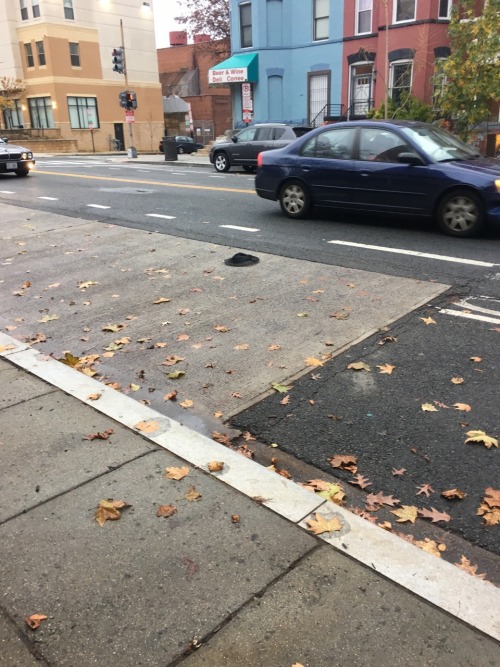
left=208, top=53, right=258, bottom=84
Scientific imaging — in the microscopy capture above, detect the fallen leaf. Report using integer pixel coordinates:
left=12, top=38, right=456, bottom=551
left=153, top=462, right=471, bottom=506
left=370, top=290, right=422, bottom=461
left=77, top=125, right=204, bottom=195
left=180, top=399, right=194, bottom=409
left=25, top=614, right=48, bottom=630
left=378, top=335, right=397, bottom=345
left=243, top=432, right=256, bottom=441
left=330, top=311, right=350, bottom=320
left=234, top=343, right=250, bottom=351
left=451, top=377, right=464, bottom=384
left=296, top=312, right=309, bottom=317
left=483, top=487, right=500, bottom=508
left=234, top=443, right=254, bottom=458
left=416, top=483, right=435, bottom=497
left=267, top=344, right=281, bottom=351
left=366, top=492, right=400, bottom=507
left=153, top=297, right=171, bottom=304
left=155, top=341, right=168, bottom=348
left=441, top=488, right=467, bottom=500
left=453, top=403, right=471, bottom=412
left=271, top=382, right=292, bottom=393
left=156, top=504, right=177, bottom=518
left=377, top=363, right=395, bottom=374
left=79, top=281, right=97, bottom=290
left=163, top=390, right=178, bottom=401
left=454, top=555, right=487, bottom=580
left=208, top=461, right=224, bottom=472
left=87, top=392, right=102, bottom=401
left=418, top=507, right=451, bottom=523
left=392, top=468, right=407, bottom=476
left=328, top=454, right=358, bottom=473
left=477, top=503, right=500, bottom=526
left=231, top=515, right=240, bottom=523
left=214, top=324, right=230, bottom=332
left=464, top=430, right=498, bottom=449
left=420, top=317, right=436, bottom=325
left=84, top=429, right=114, bottom=441
left=470, top=356, right=482, bottom=362
left=421, top=403, right=438, bottom=412
left=59, top=352, right=80, bottom=367
left=212, top=431, right=232, bottom=445
left=414, top=538, right=445, bottom=558
left=38, top=314, right=59, bottom=323
left=347, top=361, right=371, bottom=372
left=280, top=395, right=290, bottom=405
left=306, top=512, right=343, bottom=535
left=305, top=357, right=323, bottom=367
left=135, top=420, right=160, bottom=433
left=94, top=499, right=131, bottom=527
left=129, top=383, right=140, bottom=392
left=185, top=485, right=202, bottom=501
left=167, top=370, right=185, bottom=379
left=161, top=355, right=185, bottom=366
left=349, top=474, right=371, bottom=489
left=102, top=324, right=124, bottom=332
left=165, top=466, right=189, bottom=480
left=391, top=505, right=418, bottom=523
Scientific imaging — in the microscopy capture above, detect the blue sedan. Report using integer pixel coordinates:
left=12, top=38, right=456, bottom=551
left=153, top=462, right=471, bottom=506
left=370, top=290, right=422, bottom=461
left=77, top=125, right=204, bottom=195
left=255, top=120, right=500, bottom=237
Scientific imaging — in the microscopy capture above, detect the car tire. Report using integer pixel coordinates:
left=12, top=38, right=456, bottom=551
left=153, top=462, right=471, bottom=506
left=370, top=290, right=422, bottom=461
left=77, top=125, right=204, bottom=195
left=214, top=152, right=230, bottom=173
left=15, top=169, right=30, bottom=177
left=177, top=146, right=185, bottom=154
left=279, top=180, right=311, bottom=219
left=436, top=189, right=484, bottom=237
left=243, top=165, right=256, bottom=173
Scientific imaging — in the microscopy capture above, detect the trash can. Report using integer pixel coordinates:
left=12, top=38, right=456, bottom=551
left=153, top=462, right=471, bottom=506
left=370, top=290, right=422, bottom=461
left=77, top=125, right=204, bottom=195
left=162, top=136, right=177, bottom=161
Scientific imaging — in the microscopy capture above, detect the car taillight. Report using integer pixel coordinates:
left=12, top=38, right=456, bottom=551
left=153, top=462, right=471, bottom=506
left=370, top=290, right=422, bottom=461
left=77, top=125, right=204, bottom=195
left=257, top=152, right=263, bottom=168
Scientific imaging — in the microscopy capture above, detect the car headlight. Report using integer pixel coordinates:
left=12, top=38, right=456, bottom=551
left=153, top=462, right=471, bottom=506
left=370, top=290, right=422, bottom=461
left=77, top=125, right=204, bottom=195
left=22, top=152, right=27, bottom=159
left=28, top=152, right=33, bottom=159
left=495, top=179, right=500, bottom=193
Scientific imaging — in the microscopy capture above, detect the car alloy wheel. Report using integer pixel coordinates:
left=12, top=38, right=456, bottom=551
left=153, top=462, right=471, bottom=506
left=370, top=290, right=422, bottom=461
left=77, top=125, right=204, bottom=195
left=437, top=190, right=484, bottom=237
left=214, top=153, right=230, bottom=172
left=178, top=146, right=185, bottom=154
left=279, top=180, right=311, bottom=219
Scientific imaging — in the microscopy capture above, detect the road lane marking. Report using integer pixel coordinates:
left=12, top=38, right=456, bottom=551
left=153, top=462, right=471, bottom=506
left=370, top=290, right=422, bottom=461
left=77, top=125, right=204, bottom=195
left=0, top=191, right=16, bottom=194
left=37, top=170, right=254, bottom=195
left=87, top=204, right=111, bottom=209
left=145, top=213, right=176, bottom=220
left=453, top=297, right=500, bottom=317
left=440, top=309, right=500, bottom=325
left=220, top=224, right=260, bottom=232
left=38, top=196, right=59, bottom=200
left=327, top=240, right=499, bottom=268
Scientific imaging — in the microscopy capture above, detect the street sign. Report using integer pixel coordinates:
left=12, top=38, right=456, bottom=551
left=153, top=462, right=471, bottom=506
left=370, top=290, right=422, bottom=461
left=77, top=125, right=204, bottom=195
left=125, top=110, right=135, bottom=123
left=88, top=121, right=94, bottom=130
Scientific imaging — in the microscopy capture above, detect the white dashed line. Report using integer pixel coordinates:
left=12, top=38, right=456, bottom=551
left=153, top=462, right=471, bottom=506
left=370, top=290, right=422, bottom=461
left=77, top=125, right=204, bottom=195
left=0, top=191, right=16, bottom=194
left=87, top=204, right=111, bottom=209
left=145, top=213, right=176, bottom=220
left=220, top=225, right=260, bottom=232
left=327, top=240, right=499, bottom=268
left=38, top=196, right=59, bottom=201
left=440, top=309, right=500, bottom=325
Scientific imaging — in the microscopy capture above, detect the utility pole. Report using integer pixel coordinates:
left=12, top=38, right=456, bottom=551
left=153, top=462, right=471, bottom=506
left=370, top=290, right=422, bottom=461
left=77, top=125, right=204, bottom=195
left=384, top=0, right=389, bottom=119
left=120, top=18, right=137, bottom=158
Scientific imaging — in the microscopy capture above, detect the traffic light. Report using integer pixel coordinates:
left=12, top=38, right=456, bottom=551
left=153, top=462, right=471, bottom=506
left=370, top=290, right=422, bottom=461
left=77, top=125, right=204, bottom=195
left=126, top=91, right=137, bottom=110
left=118, top=91, right=128, bottom=108
left=112, top=47, right=125, bottom=74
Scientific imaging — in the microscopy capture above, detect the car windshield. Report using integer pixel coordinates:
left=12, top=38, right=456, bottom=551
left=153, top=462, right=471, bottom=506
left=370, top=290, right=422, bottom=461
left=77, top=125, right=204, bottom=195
left=401, top=125, right=480, bottom=162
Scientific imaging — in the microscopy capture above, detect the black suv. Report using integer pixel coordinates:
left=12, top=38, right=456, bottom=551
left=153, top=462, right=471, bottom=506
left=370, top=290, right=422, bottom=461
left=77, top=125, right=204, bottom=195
left=209, top=123, right=311, bottom=173
left=0, top=137, right=35, bottom=176
left=158, top=136, right=204, bottom=154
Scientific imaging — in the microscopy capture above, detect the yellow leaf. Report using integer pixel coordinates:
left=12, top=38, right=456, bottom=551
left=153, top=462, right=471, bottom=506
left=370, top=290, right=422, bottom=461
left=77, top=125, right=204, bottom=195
left=165, top=466, right=189, bottom=480
left=420, top=317, right=436, bottom=325
left=94, top=499, right=131, bottom=527
left=153, top=297, right=171, bottom=304
left=129, top=384, right=140, bottom=391
left=453, top=403, right=471, bottom=412
left=79, top=281, right=97, bottom=290
left=185, top=485, right=202, bottom=501
left=38, top=314, right=59, bottom=323
left=208, top=461, right=224, bottom=472
left=180, top=399, right=194, bottom=409
left=347, top=361, right=371, bottom=372
left=81, top=367, right=97, bottom=377
left=234, top=343, right=250, bottom=351
left=87, top=392, right=102, bottom=401
left=414, top=538, right=445, bottom=558
left=305, top=357, right=324, bottom=367
left=134, top=420, right=160, bottom=433
left=465, top=430, right=498, bottom=449
left=306, top=512, right=343, bottom=535
left=377, top=363, right=395, bottom=374
left=441, top=488, right=466, bottom=500
left=421, top=403, right=438, bottom=412
left=390, top=505, right=418, bottom=523
left=451, top=377, right=464, bottom=384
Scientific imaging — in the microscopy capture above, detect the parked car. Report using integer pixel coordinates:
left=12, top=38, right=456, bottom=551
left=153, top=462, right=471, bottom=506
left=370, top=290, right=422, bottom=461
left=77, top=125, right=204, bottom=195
left=255, top=120, right=500, bottom=237
left=0, top=137, right=35, bottom=177
left=209, top=123, right=312, bottom=173
left=158, top=136, right=204, bottom=154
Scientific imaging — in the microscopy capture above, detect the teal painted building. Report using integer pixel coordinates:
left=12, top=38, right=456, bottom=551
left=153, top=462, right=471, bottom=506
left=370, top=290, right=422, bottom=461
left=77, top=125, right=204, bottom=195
left=209, top=1, right=344, bottom=128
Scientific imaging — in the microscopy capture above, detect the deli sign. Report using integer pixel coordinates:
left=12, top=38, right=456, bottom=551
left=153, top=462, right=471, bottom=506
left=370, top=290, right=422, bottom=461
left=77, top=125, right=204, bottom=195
left=209, top=67, right=248, bottom=84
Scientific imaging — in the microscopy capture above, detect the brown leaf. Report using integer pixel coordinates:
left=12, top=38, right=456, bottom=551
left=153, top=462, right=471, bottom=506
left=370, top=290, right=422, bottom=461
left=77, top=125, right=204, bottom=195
left=208, top=461, right=224, bottom=472
left=453, top=403, right=471, bottom=412
left=94, top=499, right=131, bottom=527
left=377, top=363, right=395, bottom=375
left=390, top=505, right=418, bottom=523
left=454, top=555, right=487, bottom=580
left=231, top=514, right=240, bottom=524
left=25, top=614, right=48, bottom=630
left=483, top=487, right=500, bottom=508
left=135, top=420, right=160, bottom=433
left=347, top=361, right=371, bottom=372
left=153, top=297, right=171, bottom=304
left=163, top=390, right=178, bottom=401
left=156, top=504, right=177, bottom=518
left=470, top=356, right=482, bottom=362
left=365, top=492, right=400, bottom=507
left=330, top=311, right=350, bottom=320
left=306, top=512, right=343, bottom=535
left=84, top=429, right=114, bottom=441
left=378, top=335, right=397, bottom=345
left=161, top=355, right=185, bottom=366
left=305, top=357, right=324, bottom=367
left=349, top=474, right=371, bottom=489
left=392, top=467, right=407, bottom=476
left=464, top=430, right=498, bottom=448
left=212, top=431, right=232, bottom=446
left=234, top=443, right=254, bottom=458
left=441, top=488, right=466, bottom=500
left=420, top=317, right=436, bottom=325
left=102, top=323, right=124, bottom=332
left=86, top=392, right=102, bottom=401
left=414, top=538, right=445, bottom=558
left=234, top=343, right=250, bottom=351
left=418, top=507, right=451, bottom=523
left=243, top=431, right=256, bottom=441
left=185, top=485, right=202, bottom=502
left=268, top=344, right=282, bottom=351
left=328, top=454, right=358, bottom=471
left=165, top=466, right=189, bottom=480
left=180, top=399, right=194, bottom=409
left=451, top=377, right=464, bottom=384
left=214, top=324, right=230, bottom=332
left=416, top=483, right=435, bottom=497
left=280, top=395, right=290, bottom=405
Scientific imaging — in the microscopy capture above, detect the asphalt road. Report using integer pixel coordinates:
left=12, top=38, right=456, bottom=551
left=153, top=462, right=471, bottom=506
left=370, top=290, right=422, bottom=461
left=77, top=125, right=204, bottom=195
left=1, top=157, right=499, bottom=562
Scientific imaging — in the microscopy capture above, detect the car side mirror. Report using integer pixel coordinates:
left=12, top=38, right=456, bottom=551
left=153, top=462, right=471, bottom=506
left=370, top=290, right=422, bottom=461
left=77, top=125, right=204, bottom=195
left=398, top=152, right=424, bottom=166
left=231, top=136, right=238, bottom=143
left=1, top=137, right=8, bottom=143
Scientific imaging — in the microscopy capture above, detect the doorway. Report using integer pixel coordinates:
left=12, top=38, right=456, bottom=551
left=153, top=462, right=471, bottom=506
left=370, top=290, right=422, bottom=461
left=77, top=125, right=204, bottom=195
left=114, top=123, right=124, bottom=150
left=350, top=64, right=374, bottom=118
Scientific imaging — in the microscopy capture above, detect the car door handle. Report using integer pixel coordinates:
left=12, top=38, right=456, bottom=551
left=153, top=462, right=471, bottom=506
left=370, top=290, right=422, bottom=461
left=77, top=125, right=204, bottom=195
left=359, top=171, right=371, bottom=177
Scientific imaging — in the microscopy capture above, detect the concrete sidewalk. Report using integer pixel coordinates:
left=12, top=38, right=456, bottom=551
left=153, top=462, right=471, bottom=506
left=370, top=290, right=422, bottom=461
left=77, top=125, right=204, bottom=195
left=1, top=347, right=499, bottom=666
left=35, top=151, right=213, bottom=168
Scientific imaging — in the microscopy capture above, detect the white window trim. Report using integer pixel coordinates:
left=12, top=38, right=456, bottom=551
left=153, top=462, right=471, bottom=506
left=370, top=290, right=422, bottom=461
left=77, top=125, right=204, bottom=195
left=438, top=0, right=451, bottom=19
left=389, top=59, right=414, bottom=100
left=393, top=0, right=417, bottom=24
left=355, top=0, right=372, bottom=35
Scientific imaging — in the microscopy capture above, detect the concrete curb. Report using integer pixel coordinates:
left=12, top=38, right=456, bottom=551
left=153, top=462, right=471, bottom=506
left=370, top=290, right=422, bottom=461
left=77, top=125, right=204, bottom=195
left=1, top=330, right=499, bottom=642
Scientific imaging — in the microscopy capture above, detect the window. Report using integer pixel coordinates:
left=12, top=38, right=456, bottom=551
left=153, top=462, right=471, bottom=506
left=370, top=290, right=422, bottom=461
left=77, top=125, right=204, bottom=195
left=390, top=61, right=413, bottom=105
left=235, top=126, right=257, bottom=142
left=24, top=43, right=34, bottom=68
left=438, top=0, right=451, bottom=18
left=64, top=0, right=74, bottom=20
left=301, top=128, right=356, bottom=160
left=394, top=0, right=416, bottom=23
left=359, top=128, right=410, bottom=162
left=36, top=41, right=46, bottom=66
left=32, top=1, right=40, bottom=17
left=69, top=42, right=80, bottom=67
left=239, top=3, right=252, bottom=48
left=68, top=97, right=99, bottom=129
left=356, top=0, right=372, bottom=35
left=20, top=0, right=28, bottom=20
left=308, top=71, right=330, bottom=125
left=314, top=0, right=329, bottom=41
left=28, top=97, right=54, bottom=129
left=3, top=100, right=24, bottom=129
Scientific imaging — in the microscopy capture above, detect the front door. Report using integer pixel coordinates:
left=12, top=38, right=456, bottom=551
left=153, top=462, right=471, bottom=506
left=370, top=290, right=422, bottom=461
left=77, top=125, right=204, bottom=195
left=114, top=123, right=124, bottom=150
left=350, top=65, right=373, bottom=117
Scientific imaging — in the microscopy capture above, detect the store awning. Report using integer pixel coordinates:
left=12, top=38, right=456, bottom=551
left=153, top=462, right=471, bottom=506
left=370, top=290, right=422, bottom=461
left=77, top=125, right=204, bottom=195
left=208, top=53, right=258, bottom=85
left=162, top=95, right=190, bottom=114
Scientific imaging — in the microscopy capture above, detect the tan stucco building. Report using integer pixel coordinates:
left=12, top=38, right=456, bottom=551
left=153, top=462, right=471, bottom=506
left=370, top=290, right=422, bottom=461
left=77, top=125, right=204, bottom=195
left=0, top=0, right=164, bottom=153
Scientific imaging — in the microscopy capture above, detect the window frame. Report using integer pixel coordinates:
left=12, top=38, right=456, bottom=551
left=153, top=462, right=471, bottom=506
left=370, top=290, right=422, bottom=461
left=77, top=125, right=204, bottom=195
left=69, top=42, right=80, bottom=67
left=438, top=0, right=451, bottom=19
left=32, top=1, right=40, bottom=18
left=389, top=60, right=413, bottom=105
left=3, top=100, right=24, bottom=129
left=239, top=2, right=252, bottom=49
left=313, top=0, right=329, bottom=41
left=393, top=0, right=417, bottom=24
left=356, top=0, right=372, bottom=36
left=67, top=96, right=99, bottom=129
left=300, top=127, right=356, bottom=160
left=24, top=43, right=35, bottom=68
left=63, top=0, right=74, bottom=20
left=36, top=40, right=46, bottom=66
left=20, top=0, right=28, bottom=21
left=28, top=97, right=55, bottom=129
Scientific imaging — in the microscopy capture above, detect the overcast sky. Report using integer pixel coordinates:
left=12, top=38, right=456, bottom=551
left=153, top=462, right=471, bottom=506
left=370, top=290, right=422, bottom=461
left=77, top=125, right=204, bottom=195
left=152, top=0, right=184, bottom=48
